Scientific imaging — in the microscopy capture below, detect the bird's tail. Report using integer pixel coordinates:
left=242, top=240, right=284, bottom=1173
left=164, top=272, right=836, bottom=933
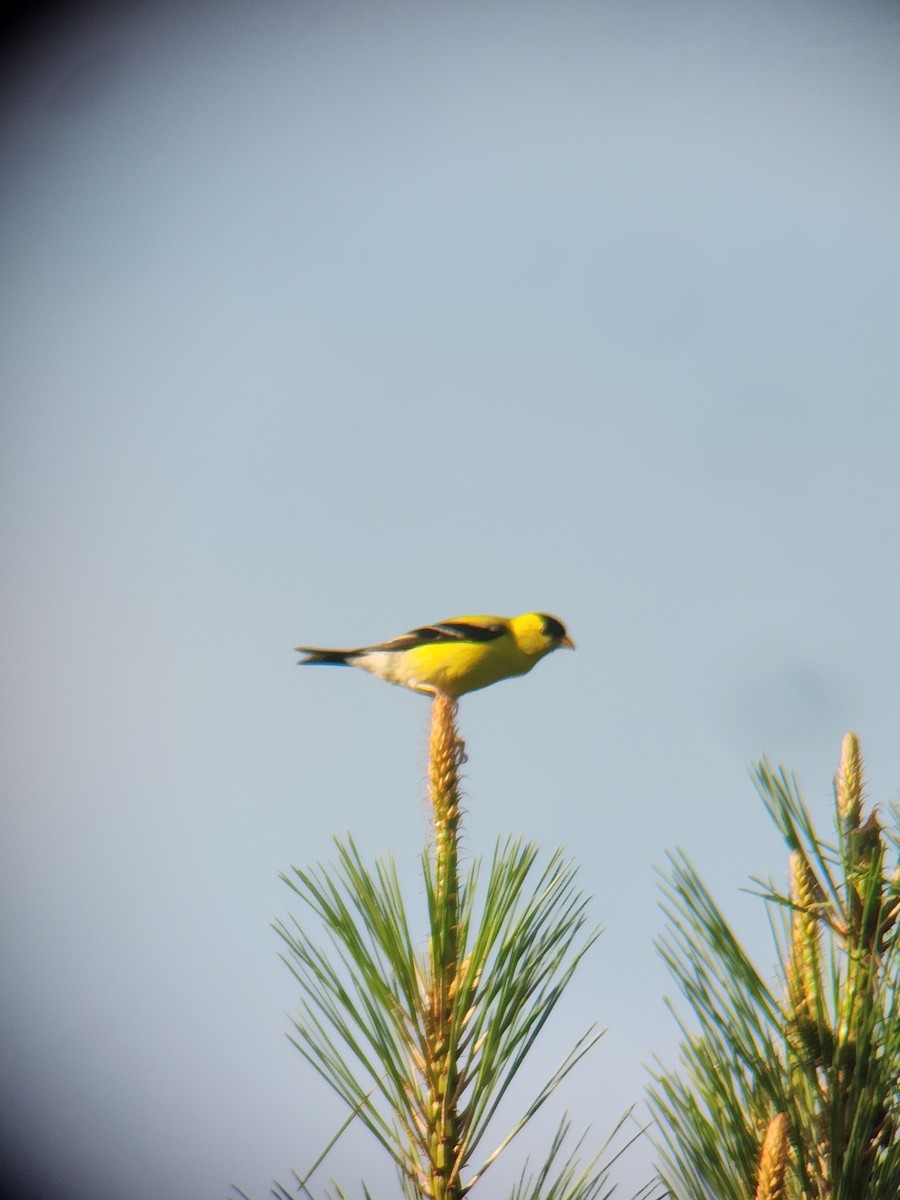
left=295, top=646, right=354, bottom=666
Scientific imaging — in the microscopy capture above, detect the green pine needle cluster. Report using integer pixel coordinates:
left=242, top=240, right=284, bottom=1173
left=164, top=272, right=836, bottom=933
left=649, top=733, right=900, bottom=1200
left=276, top=836, right=601, bottom=1196
left=273, top=696, right=607, bottom=1199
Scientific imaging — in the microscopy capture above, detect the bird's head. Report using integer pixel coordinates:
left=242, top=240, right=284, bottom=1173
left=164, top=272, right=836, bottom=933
left=511, top=612, right=575, bottom=659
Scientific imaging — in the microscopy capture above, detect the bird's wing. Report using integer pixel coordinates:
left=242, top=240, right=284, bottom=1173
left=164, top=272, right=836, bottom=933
left=372, top=619, right=508, bottom=653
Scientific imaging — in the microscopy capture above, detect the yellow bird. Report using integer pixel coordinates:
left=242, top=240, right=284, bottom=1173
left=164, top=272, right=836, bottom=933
left=295, top=612, right=574, bottom=699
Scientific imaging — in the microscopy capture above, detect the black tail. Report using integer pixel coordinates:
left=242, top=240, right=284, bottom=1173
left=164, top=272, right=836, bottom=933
left=295, top=647, right=353, bottom=666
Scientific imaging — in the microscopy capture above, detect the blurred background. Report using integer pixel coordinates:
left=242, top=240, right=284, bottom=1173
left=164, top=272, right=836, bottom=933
left=2, top=0, right=899, bottom=1196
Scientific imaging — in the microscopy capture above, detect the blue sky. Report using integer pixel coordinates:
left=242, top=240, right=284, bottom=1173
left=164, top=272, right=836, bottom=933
left=2, top=1, right=900, bottom=1197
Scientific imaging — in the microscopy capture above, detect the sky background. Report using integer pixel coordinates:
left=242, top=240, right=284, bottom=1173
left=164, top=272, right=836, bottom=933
left=2, top=0, right=900, bottom=1197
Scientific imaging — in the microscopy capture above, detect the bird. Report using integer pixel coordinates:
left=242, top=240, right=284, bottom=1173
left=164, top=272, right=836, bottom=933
left=295, top=612, right=574, bottom=699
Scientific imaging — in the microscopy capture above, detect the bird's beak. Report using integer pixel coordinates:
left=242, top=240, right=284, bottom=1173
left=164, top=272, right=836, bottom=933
left=560, top=634, right=575, bottom=650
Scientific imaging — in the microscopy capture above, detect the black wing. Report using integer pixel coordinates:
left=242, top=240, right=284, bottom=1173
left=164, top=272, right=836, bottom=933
left=376, top=620, right=507, bottom=652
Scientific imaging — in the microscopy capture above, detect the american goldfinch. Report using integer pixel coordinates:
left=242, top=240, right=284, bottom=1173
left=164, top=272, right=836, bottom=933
left=295, top=612, right=574, bottom=699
